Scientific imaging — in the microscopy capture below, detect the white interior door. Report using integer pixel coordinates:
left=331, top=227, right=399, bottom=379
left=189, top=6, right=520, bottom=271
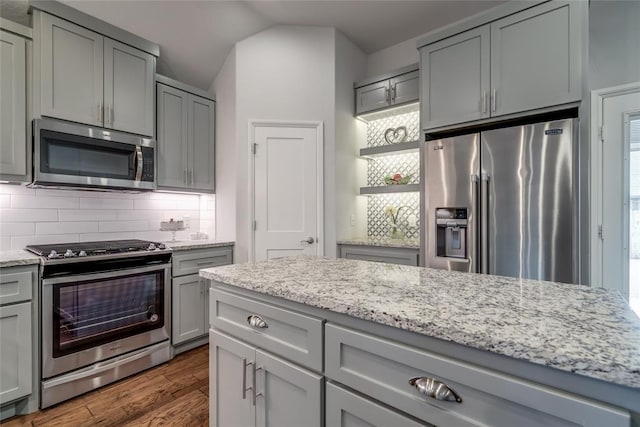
left=596, top=85, right=640, bottom=315
left=252, top=123, right=322, bottom=261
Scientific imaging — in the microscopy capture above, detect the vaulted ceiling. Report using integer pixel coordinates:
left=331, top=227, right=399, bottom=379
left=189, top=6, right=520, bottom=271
left=1, top=0, right=504, bottom=90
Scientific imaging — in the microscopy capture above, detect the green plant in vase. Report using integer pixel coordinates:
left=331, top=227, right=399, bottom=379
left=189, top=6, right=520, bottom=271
left=384, top=205, right=405, bottom=241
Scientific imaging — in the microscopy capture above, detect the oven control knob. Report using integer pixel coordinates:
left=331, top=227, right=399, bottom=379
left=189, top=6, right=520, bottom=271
left=48, top=250, right=58, bottom=259
left=78, top=250, right=87, bottom=257
left=64, top=249, right=75, bottom=258
left=147, top=243, right=156, bottom=251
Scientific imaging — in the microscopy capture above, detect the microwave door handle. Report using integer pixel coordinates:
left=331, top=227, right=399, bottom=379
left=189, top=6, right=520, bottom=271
left=135, top=146, right=143, bottom=181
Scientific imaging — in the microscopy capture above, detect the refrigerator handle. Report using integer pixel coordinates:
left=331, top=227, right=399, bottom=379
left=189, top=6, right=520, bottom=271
left=471, top=174, right=480, bottom=272
left=480, top=173, right=490, bottom=274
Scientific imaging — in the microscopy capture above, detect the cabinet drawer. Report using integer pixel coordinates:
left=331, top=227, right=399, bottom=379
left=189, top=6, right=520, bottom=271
left=326, top=324, right=629, bottom=427
left=0, top=265, right=35, bottom=305
left=172, top=247, right=233, bottom=277
left=326, top=382, right=428, bottom=427
left=210, top=289, right=323, bottom=371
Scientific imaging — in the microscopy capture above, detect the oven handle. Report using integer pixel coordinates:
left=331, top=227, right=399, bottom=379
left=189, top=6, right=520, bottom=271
left=42, top=264, right=170, bottom=286
left=42, top=341, right=168, bottom=388
left=135, top=146, right=143, bottom=181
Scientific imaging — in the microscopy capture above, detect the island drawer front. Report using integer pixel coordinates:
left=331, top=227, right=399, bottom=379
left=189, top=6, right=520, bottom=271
left=172, top=247, right=233, bottom=277
left=326, top=381, right=430, bottom=427
left=0, top=265, right=35, bottom=305
left=325, top=324, right=630, bottom=427
left=210, top=289, right=323, bottom=371
left=338, top=245, right=419, bottom=266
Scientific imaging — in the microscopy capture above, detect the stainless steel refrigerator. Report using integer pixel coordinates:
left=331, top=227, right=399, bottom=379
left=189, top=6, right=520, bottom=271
left=424, top=118, right=577, bottom=284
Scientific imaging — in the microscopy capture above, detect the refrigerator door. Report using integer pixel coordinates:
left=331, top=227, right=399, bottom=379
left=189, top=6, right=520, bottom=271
left=480, top=119, right=575, bottom=283
left=425, top=134, right=479, bottom=273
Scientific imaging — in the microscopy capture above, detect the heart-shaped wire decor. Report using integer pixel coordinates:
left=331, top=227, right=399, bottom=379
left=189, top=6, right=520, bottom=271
left=384, top=126, right=408, bottom=144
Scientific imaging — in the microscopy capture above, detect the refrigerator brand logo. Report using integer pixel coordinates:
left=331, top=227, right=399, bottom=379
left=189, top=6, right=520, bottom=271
left=545, top=129, right=563, bottom=135
left=433, top=145, right=444, bottom=150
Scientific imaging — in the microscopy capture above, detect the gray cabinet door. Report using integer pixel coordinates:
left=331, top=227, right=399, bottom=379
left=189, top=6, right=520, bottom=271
left=390, top=70, right=419, bottom=107
left=326, top=382, right=427, bottom=427
left=188, top=94, right=215, bottom=191
left=356, top=80, right=390, bottom=115
left=0, top=30, right=27, bottom=180
left=104, top=38, right=154, bottom=136
left=210, top=329, right=255, bottom=427
left=255, top=349, right=322, bottom=427
left=420, top=26, right=490, bottom=130
left=490, top=1, right=581, bottom=116
left=39, top=13, right=103, bottom=127
left=157, top=83, right=189, bottom=189
left=0, top=302, right=32, bottom=404
left=172, top=274, right=207, bottom=345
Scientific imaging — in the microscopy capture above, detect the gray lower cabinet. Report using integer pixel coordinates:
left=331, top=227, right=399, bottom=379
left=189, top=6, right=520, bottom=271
left=338, top=244, right=419, bottom=266
left=210, top=329, right=322, bottom=427
left=171, top=246, right=233, bottom=349
left=326, top=382, right=428, bottom=427
left=419, top=0, right=582, bottom=130
left=0, top=28, right=30, bottom=182
left=0, top=265, right=38, bottom=420
left=355, top=69, right=419, bottom=116
left=157, top=81, right=215, bottom=192
left=36, top=11, right=155, bottom=136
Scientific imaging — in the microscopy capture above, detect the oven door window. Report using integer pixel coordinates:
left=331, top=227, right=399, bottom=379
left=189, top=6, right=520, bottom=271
left=40, top=129, right=136, bottom=180
left=52, top=271, right=164, bottom=358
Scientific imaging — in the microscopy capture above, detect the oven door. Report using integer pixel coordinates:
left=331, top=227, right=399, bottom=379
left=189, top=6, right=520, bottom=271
left=33, top=118, right=155, bottom=190
left=42, top=263, right=171, bottom=379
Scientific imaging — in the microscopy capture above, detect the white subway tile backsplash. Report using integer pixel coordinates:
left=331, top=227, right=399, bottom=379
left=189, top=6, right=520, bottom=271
left=1, top=208, right=58, bottom=222
left=99, top=220, right=149, bottom=233
left=36, top=222, right=99, bottom=235
left=80, top=198, right=134, bottom=210
left=0, top=223, right=35, bottom=236
left=12, top=195, right=79, bottom=209
left=0, top=184, right=214, bottom=250
left=59, top=210, right=118, bottom=222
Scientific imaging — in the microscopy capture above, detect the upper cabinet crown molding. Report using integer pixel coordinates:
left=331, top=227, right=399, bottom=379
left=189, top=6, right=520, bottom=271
left=0, top=18, right=32, bottom=39
left=29, top=0, right=159, bottom=56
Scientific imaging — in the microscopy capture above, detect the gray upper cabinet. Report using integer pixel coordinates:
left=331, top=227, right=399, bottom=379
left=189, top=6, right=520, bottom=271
left=156, top=83, right=188, bottom=189
left=0, top=29, right=29, bottom=181
left=420, top=26, right=490, bottom=129
left=490, top=1, right=581, bottom=116
left=156, top=80, right=215, bottom=193
left=37, top=12, right=155, bottom=136
left=419, top=0, right=582, bottom=130
left=355, top=68, right=419, bottom=116
left=39, top=13, right=103, bottom=127
left=104, top=38, right=154, bottom=136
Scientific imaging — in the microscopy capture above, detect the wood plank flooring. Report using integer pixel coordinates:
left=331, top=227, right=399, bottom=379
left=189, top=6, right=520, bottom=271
left=2, top=345, right=209, bottom=427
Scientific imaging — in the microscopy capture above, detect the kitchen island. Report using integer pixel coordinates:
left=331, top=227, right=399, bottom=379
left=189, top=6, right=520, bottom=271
left=201, top=256, right=640, bottom=426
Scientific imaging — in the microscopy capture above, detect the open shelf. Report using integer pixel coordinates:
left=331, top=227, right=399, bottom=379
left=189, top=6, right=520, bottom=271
left=360, top=184, right=420, bottom=195
left=360, top=141, right=420, bottom=158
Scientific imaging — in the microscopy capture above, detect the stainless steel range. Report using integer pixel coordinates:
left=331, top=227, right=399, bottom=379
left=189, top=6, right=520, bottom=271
left=26, top=239, right=172, bottom=408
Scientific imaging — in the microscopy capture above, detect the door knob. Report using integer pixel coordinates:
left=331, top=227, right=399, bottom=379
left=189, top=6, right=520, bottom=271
left=300, top=237, right=315, bottom=244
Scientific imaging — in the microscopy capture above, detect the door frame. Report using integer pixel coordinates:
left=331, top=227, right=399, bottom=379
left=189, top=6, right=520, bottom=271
left=590, top=82, right=640, bottom=288
left=248, top=120, right=324, bottom=262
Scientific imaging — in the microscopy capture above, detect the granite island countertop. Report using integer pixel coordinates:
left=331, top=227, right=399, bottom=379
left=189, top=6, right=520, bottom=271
left=200, top=256, right=640, bottom=390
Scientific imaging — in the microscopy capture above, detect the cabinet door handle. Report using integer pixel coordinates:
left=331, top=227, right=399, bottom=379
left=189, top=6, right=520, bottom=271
left=247, top=314, right=268, bottom=329
left=242, top=358, right=254, bottom=400
left=482, top=91, right=487, bottom=113
left=190, top=169, right=194, bottom=187
left=491, top=88, right=497, bottom=112
left=98, top=100, right=103, bottom=122
left=385, top=87, right=390, bottom=104
left=106, top=104, right=111, bottom=124
left=409, top=377, right=462, bottom=403
left=391, top=85, right=396, bottom=103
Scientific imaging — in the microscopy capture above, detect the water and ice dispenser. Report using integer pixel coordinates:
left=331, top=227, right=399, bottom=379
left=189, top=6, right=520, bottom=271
left=435, top=208, right=468, bottom=259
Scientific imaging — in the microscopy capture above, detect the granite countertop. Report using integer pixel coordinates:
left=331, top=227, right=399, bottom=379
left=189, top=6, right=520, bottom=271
left=0, top=250, right=41, bottom=268
left=200, top=256, right=640, bottom=390
left=338, top=237, right=420, bottom=249
left=163, top=240, right=235, bottom=251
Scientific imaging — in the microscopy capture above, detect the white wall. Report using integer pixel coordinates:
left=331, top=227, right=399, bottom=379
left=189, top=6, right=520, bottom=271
left=210, top=46, right=237, bottom=242
left=367, top=36, right=420, bottom=77
left=334, top=31, right=367, bottom=248
left=232, top=25, right=337, bottom=263
left=0, top=184, right=215, bottom=250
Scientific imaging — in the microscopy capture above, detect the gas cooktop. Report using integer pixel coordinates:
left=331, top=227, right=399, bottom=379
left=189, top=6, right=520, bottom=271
left=26, top=239, right=167, bottom=261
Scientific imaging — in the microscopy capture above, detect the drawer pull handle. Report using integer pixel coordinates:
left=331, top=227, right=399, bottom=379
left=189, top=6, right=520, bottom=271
left=409, top=377, right=462, bottom=403
left=247, top=315, right=268, bottom=329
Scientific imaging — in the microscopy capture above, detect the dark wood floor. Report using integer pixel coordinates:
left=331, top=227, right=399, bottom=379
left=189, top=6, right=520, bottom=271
left=2, top=345, right=209, bottom=427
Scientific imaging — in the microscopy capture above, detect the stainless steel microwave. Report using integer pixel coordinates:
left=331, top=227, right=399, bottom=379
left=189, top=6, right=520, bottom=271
left=33, top=118, right=156, bottom=191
